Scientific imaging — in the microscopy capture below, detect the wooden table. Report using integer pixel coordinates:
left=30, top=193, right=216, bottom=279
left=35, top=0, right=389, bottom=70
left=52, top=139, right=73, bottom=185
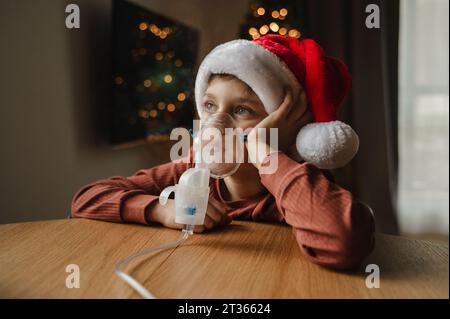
left=0, top=219, right=448, bottom=298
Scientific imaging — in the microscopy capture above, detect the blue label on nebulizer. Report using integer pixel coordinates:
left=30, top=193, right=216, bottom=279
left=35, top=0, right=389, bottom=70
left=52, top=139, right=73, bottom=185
left=184, top=206, right=197, bottom=215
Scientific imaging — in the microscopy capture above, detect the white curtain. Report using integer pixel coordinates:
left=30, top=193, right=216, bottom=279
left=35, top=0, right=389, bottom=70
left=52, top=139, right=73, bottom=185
left=398, top=0, right=449, bottom=235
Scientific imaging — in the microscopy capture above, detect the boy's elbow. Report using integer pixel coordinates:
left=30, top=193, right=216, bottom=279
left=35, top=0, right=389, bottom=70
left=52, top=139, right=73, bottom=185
left=328, top=235, right=375, bottom=270
left=325, top=218, right=375, bottom=270
left=70, top=190, right=85, bottom=218
left=303, top=232, right=374, bottom=270
left=70, top=184, right=97, bottom=219
left=330, top=200, right=376, bottom=269
left=298, top=210, right=375, bottom=270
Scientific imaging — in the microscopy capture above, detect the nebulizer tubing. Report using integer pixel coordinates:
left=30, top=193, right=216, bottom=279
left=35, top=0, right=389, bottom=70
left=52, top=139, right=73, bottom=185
left=114, top=160, right=207, bottom=299
left=115, top=224, right=194, bottom=299
left=114, top=170, right=205, bottom=299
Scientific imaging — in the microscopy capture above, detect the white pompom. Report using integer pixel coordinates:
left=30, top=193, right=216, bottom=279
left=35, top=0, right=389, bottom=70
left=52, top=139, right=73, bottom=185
left=296, top=121, right=359, bottom=169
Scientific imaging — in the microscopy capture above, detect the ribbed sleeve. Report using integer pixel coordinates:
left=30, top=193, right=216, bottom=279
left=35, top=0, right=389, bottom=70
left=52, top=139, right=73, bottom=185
left=71, top=157, right=193, bottom=225
left=260, top=151, right=375, bottom=269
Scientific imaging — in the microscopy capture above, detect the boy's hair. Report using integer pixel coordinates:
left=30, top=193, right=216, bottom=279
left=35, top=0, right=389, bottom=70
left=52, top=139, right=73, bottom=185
left=207, top=73, right=255, bottom=96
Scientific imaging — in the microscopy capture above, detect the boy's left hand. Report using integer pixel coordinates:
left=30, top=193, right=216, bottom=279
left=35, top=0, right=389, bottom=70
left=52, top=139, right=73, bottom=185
left=246, top=88, right=311, bottom=169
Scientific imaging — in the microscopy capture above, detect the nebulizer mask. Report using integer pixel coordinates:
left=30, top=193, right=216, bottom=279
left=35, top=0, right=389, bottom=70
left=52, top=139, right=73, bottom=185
left=115, top=113, right=244, bottom=298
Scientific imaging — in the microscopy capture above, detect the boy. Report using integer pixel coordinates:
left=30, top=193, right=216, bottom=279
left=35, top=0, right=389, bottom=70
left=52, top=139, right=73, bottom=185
left=72, top=35, right=374, bottom=270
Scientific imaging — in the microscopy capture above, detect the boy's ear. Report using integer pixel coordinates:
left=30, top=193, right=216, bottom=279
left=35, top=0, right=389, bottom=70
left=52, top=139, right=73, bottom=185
left=299, top=109, right=314, bottom=129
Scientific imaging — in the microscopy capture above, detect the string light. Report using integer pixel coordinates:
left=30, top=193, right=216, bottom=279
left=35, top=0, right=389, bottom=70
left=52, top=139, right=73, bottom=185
left=148, top=23, right=173, bottom=39
left=155, top=52, right=164, bottom=61
left=248, top=27, right=258, bottom=36
left=138, top=110, right=149, bottom=118
left=139, top=22, right=147, bottom=31
left=271, top=10, right=279, bottom=18
left=143, top=79, right=152, bottom=87
left=149, top=24, right=158, bottom=33
left=279, top=27, right=287, bottom=35
left=279, top=8, right=288, bottom=16
left=163, top=74, right=173, bottom=83
left=115, top=76, right=124, bottom=85
left=167, top=51, right=175, bottom=59
left=259, top=25, right=269, bottom=35
left=149, top=110, right=158, bottom=118
left=167, top=103, right=176, bottom=112
left=177, top=92, right=186, bottom=101
left=257, top=7, right=265, bottom=16
left=270, top=22, right=279, bottom=32
left=157, top=102, right=166, bottom=110
left=288, top=29, right=301, bottom=38
left=174, top=59, right=183, bottom=67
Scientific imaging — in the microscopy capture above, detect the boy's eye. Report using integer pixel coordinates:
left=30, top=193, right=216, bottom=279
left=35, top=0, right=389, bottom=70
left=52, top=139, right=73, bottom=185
left=204, top=102, right=217, bottom=113
left=234, top=106, right=251, bottom=116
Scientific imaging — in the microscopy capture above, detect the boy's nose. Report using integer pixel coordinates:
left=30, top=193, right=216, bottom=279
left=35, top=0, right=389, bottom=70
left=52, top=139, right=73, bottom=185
left=202, top=112, right=236, bottom=131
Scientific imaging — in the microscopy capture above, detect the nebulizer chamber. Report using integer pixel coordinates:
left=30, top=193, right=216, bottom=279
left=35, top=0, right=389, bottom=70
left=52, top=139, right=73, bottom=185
left=115, top=112, right=242, bottom=298
left=158, top=164, right=210, bottom=226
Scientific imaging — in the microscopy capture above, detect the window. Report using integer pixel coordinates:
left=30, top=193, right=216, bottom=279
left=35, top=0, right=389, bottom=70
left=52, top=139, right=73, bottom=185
left=398, top=0, right=449, bottom=235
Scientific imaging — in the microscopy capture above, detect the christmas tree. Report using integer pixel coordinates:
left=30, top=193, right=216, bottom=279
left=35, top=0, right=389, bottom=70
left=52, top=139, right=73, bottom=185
left=112, top=0, right=198, bottom=145
left=239, top=0, right=306, bottom=40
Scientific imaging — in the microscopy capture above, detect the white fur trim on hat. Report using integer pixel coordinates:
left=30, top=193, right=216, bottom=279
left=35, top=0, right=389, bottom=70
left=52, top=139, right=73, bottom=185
left=296, top=121, right=359, bottom=169
left=194, top=39, right=301, bottom=117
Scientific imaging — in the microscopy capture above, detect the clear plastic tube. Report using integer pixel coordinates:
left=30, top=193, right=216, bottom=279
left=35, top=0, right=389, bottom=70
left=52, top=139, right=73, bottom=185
left=115, top=224, right=194, bottom=299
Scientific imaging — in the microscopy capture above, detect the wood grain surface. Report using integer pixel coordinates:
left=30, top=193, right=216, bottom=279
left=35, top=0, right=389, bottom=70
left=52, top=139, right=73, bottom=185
left=0, top=219, right=447, bottom=298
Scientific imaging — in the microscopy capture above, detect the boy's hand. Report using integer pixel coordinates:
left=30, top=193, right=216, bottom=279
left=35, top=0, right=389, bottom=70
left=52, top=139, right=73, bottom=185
left=246, top=89, right=312, bottom=169
left=147, top=198, right=232, bottom=233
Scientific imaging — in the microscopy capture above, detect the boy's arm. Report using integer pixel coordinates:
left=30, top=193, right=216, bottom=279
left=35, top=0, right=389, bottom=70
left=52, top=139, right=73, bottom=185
left=71, top=157, right=192, bottom=225
left=259, top=151, right=375, bottom=270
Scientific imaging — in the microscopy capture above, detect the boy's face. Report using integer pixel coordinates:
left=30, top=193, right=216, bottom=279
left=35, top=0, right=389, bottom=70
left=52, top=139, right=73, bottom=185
left=202, top=76, right=268, bottom=131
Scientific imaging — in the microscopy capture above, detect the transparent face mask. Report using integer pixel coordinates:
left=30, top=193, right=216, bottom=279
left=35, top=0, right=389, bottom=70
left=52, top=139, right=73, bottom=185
left=194, top=112, right=245, bottom=179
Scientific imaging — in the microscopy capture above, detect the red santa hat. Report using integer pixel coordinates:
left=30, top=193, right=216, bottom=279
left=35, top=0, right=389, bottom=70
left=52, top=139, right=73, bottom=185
left=194, top=34, right=359, bottom=169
